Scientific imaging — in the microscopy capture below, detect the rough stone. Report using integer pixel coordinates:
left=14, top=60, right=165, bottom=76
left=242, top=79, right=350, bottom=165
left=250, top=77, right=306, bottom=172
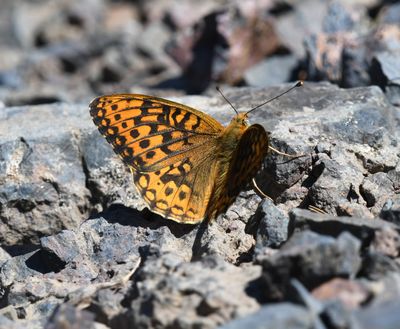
left=245, top=83, right=399, bottom=219
left=218, top=303, right=313, bottom=329
left=246, top=199, right=289, bottom=255
left=2, top=1, right=400, bottom=328
left=353, top=298, right=400, bottom=329
left=45, top=303, right=108, bottom=329
left=289, top=208, right=399, bottom=245
left=369, top=226, right=400, bottom=258
left=260, top=231, right=361, bottom=300
left=370, top=50, right=400, bottom=105
left=311, top=278, right=369, bottom=309
left=380, top=196, right=400, bottom=226
left=0, top=218, right=142, bottom=326
left=0, top=247, right=11, bottom=266
left=127, top=253, right=261, bottom=329
left=377, top=3, right=400, bottom=25
left=360, top=172, right=395, bottom=215
left=359, top=252, right=400, bottom=280
left=320, top=300, right=353, bottom=329
left=0, top=104, right=92, bottom=245
left=244, top=55, right=299, bottom=87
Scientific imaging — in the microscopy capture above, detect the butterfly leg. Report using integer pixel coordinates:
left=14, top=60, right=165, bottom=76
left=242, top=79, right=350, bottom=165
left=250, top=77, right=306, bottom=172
left=252, top=178, right=273, bottom=200
left=268, top=145, right=306, bottom=158
left=253, top=146, right=309, bottom=198
left=308, top=205, right=328, bottom=214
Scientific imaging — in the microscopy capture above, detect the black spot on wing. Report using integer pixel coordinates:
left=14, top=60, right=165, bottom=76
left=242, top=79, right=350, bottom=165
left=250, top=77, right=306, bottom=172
left=165, top=186, right=174, bottom=196
left=179, top=191, right=186, bottom=200
left=162, top=131, right=173, bottom=143
left=139, top=139, right=150, bottom=149
left=146, top=151, right=156, bottom=159
left=130, top=129, right=140, bottom=138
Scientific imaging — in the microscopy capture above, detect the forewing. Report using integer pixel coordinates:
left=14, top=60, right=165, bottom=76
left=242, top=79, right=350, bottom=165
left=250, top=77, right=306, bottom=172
left=89, top=94, right=223, bottom=223
left=89, top=94, right=223, bottom=172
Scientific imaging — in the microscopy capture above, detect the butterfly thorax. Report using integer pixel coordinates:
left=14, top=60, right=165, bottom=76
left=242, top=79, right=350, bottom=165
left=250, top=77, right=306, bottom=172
left=218, top=113, right=249, bottom=149
left=205, top=113, right=255, bottom=219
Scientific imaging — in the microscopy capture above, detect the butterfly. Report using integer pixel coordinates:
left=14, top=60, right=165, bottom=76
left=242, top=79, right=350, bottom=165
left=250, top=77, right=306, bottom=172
left=89, top=83, right=302, bottom=224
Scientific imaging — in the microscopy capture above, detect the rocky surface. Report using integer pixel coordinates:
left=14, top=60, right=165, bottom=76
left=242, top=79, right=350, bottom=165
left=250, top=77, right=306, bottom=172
left=1, top=0, right=400, bottom=329
left=1, top=81, right=399, bottom=329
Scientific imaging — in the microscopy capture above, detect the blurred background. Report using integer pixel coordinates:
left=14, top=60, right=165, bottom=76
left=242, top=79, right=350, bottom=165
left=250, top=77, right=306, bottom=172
left=0, top=0, right=399, bottom=105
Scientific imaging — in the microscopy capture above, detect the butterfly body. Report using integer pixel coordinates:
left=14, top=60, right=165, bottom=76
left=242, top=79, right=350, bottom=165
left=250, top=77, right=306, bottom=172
left=90, top=94, right=268, bottom=224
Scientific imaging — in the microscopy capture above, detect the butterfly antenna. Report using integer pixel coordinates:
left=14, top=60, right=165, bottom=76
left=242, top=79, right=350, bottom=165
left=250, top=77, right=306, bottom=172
left=216, top=86, right=239, bottom=115
left=246, top=81, right=303, bottom=115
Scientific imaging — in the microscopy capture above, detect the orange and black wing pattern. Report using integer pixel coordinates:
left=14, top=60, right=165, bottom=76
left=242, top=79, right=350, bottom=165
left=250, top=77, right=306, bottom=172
left=89, top=94, right=224, bottom=223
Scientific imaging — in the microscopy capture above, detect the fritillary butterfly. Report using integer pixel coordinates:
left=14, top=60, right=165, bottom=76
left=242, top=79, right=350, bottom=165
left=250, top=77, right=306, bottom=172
left=89, top=84, right=301, bottom=223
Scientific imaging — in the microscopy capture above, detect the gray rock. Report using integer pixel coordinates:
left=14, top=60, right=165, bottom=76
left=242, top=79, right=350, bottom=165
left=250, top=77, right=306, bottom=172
left=218, top=303, right=313, bottom=329
left=0, top=312, right=43, bottom=329
left=241, top=83, right=399, bottom=218
left=1, top=82, right=399, bottom=247
left=322, top=1, right=358, bottom=33
left=320, top=300, right=352, bottom=329
left=360, top=252, right=400, bottom=280
left=274, top=0, right=328, bottom=57
left=0, top=212, right=259, bottom=328
left=0, top=218, right=143, bottom=326
left=0, top=103, right=92, bottom=245
left=341, top=45, right=370, bottom=88
left=362, top=272, right=400, bottom=306
left=371, top=51, right=400, bottom=83
left=247, top=199, right=289, bottom=254
left=360, top=172, right=395, bottom=215
left=377, top=3, right=400, bottom=25
left=353, top=298, right=400, bottom=329
left=260, top=231, right=361, bottom=300
left=311, top=277, right=370, bottom=310
left=289, top=208, right=399, bottom=243
left=244, top=55, right=299, bottom=87
left=0, top=249, right=43, bottom=288
left=79, top=130, right=147, bottom=215
left=44, top=303, right=102, bottom=329
left=128, top=254, right=261, bottom=329
left=370, top=226, right=400, bottom=257
left=3, top=1, right=400, bottom=328
left=380, top=196, right=400, bottom=226
left=0, top=247, right=11, bottom=266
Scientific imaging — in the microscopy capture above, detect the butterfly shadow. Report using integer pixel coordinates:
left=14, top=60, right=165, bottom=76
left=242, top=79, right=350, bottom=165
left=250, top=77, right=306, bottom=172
left=89, top=203, right=197, bottom=238
left=190, top=219, right=210, bottom=261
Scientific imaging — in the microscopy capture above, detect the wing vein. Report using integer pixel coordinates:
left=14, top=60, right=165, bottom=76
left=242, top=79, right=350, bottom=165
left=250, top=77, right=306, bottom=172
left=182, top=151, right=216, bottom=218
left=135, top=138, right=215, bottom=171
left=116, top=121, right=217, bottom=137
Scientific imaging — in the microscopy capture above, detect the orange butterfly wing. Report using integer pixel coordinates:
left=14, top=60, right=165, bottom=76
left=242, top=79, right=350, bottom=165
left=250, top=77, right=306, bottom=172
left=89, top=94, right=223, bottom=223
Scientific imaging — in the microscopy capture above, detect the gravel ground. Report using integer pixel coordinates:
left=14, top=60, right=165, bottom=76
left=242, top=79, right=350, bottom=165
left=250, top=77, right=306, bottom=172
left=0, top=1, right=399, bottom=328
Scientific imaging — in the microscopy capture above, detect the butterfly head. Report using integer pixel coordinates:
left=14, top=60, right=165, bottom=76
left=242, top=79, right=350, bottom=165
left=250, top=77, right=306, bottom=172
left=231, top=112, right=250, bottom=128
